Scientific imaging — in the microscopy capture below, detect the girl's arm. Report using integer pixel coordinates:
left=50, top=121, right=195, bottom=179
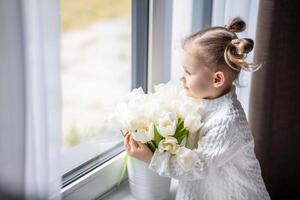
left=148, top=115, right=244, bottom=181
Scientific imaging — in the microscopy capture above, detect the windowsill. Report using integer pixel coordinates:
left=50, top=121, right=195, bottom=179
left=61, top=151, right=178, bottom=200
left=101, top=179, right=178, bottom=200
left=61, top=134, right=123, bottom=175
left=62, top=151, right=127, bottom=199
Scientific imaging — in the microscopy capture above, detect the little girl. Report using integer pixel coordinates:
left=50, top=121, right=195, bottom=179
left=124, top=17, right=271, bottom=200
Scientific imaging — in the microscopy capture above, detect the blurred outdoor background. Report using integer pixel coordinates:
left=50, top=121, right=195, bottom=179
left=60, top=0, right=131, bottom=150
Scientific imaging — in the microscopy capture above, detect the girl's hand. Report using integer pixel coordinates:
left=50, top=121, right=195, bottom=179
left=123, top=133, right=153, bottom=164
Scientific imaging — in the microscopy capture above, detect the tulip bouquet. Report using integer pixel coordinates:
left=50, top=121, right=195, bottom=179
left=108, top=81, right=205, bottom=190
left=110, top=80, right=204, bottom=159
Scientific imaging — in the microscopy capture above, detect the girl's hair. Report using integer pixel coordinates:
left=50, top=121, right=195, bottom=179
left=182, top=17, right=261, bottom=75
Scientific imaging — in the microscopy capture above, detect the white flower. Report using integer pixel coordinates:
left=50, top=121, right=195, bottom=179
left=177, top=101, right=196, bottom=117
left=111, top=102, right=133, bottom=131
left=110, top=87, right=155, bottom=132
left=153, top=81, right=185, bottom=107
left=147, top=99, right=169, bottom=123
left=127, top=87, right=145, bottom=102
left=107, top=80, right=205, bottom=148
left=153, top=80, right=181, bottom=100
left=131, top=122, right=154, bottom=143
left=158, top=136, right=180, bottom=155
left=176, top=146, right=199, bottom=171
left=156, top=112, right=178, bottom=137
left=184, top=112, right=203, bottom=133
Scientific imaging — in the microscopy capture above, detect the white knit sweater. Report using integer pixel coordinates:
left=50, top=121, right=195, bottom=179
left=148, top=85, right=271, bottom=200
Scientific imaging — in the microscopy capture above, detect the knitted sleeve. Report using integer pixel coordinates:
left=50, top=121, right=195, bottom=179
left=148, top=115, right=244, bottom=181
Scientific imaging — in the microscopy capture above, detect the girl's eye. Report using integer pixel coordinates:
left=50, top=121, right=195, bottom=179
left=185, top=70, right=192, bottom=75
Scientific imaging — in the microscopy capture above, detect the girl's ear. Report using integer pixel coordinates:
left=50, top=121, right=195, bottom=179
left=213, top=71, right=225, bottom=88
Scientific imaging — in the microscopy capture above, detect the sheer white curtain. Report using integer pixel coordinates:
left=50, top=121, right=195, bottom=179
left=212, top=0, right=260, bottom=117
left=0, top=0, right=61, bottom=199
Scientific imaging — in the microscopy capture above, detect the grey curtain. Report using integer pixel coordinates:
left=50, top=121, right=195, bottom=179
left=249, top=0, right=300, bottom=199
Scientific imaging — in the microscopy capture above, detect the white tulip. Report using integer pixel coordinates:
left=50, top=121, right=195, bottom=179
left=127, top=87, right=145, bottom=101
left=112, top=102, right=133, bottom=131
left=176, top=146, right=199, bottom=171
left=156, top=112, right=178, bottom=137
left=177, top=101, right=195, bottom=118
left=158, top=136, right=180, bottom=155
left=184, top=112, right=203, bottom=133
left=154, top=81, right=182, bottom=102
left=154, top=81, right=179, bottom=94
left=131, top=122, right=154, bottom=143
left=147, top=99, right=169, bottom=123
left=107, top=80, right=205, bottom=149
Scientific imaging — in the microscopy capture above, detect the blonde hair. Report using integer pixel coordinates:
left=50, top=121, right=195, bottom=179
left=182, top=17, right=261, bottom=74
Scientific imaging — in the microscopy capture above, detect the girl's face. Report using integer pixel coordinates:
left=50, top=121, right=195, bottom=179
left=179, top=50, right=216, bottom=100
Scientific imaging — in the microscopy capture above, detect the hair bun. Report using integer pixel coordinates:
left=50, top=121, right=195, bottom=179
left=232, top=38, right=254, bottom=55
left=225, top=17, right=246, bottom=33
left=224, top=37, right=260, bottom=72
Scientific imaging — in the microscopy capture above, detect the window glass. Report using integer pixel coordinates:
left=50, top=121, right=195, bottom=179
left=60, top=0, right=131, bottom=173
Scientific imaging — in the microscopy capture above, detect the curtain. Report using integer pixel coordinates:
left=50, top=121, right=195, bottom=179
left=0, top=0, right=62, bottom=199
left=211, top=0, right=260, bottom=118
left=249, top=0, right=300, bottom=199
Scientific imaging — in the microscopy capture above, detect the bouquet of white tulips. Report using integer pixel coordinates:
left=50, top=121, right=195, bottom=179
left=110, top=81, right=204, bottom=156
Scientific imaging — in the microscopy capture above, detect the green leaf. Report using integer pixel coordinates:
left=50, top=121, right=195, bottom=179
left=120, top=130, right=125, bottom=137
left=174, top=127, right=188, bottom=139
left=153, top=125, right=163, bottom=147
left=178, top=134, right=187, bottom=145
left=175, top=118, right=184, bottom=132
left=147, top=141, right=156, bottom=153
left=180, top=136, right=187, bottom=146
left=174, top=118, right=186, bottom=136
left=117, top=153, right=129, bottom=188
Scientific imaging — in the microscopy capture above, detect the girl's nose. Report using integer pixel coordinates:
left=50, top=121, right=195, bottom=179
left=180, top=75, right=185, bottom=82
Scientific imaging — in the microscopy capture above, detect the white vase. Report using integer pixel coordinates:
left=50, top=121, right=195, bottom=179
left=127, top=156, right=171, bottom=200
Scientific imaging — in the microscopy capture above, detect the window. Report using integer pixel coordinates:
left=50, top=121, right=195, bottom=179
left=60, top=0, right=132, bottom=178
left=61, top=0, right=149, bottom=198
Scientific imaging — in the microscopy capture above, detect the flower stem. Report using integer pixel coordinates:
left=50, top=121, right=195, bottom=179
left=147, top=141, right=156, bottom=153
